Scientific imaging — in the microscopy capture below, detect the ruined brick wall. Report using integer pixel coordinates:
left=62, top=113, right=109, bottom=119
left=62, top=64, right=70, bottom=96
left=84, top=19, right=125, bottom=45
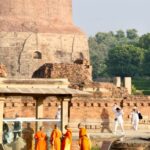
left=83, top=82, right=128, bottom=98
left=32, top=63, right=92, bottom=84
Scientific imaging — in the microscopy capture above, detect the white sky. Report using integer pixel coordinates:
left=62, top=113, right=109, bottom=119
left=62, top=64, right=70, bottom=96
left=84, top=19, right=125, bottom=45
left=72, top=0, right=150, bottom=36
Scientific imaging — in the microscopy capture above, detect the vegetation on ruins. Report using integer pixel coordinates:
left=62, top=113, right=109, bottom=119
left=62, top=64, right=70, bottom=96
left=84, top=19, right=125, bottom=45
left=89, top=29, right=150, bottom=80
left=132, top=78, right=150, bottom=95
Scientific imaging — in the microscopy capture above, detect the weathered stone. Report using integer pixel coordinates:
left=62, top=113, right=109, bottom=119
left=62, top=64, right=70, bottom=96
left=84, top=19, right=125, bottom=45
left=0, top=0, right=90, bottom=78
left=0, top=0, right=77, bottom=33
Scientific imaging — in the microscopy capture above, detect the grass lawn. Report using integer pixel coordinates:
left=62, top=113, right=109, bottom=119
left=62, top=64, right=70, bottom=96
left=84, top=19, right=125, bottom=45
left=132, top=78, right=150, bottom=95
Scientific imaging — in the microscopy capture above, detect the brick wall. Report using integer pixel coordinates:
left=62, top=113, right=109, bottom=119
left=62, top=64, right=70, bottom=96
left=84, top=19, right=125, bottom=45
left=0, top=0, right=74, bottom=32
left=3, top=95, right=150, bottom=131
left=32, top=63, right=92, bottom=84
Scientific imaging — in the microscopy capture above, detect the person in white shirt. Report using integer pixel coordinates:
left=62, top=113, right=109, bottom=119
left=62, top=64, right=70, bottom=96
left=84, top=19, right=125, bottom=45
left=55, top=105, right=61, bottom=128
left=112, top=104, right=125, bottom=135
left=55, top=105, right=61, bottom=120
left=130, top=107, right=139, bottom=131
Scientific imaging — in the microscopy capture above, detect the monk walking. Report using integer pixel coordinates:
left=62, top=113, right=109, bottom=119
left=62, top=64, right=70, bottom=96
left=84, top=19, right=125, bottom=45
left=50, top=124, right=62, bottom=150
left=78, top=123, right=91, bottom=150
left=34, top=126, right=47, bottom=150
left=62, top=125, right=72, bottom=150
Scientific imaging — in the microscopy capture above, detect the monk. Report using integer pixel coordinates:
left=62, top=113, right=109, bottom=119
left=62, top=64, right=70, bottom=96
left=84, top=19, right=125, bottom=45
left=34, top=126, right=47, bottom=150
left=62, top=125, right=72, bottom=150
left=50, top=124, right=62, bottom=150
left=78, top=123, right=91, bottom=150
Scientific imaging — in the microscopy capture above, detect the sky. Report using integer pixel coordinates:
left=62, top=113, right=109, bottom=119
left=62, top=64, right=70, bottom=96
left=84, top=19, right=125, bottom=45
left=72, top=0, right=150, bottom=36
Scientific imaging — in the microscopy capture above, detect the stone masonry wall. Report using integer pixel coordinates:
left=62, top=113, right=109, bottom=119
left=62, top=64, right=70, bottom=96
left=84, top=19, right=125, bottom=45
left=0, top=32, right=89, bottom=78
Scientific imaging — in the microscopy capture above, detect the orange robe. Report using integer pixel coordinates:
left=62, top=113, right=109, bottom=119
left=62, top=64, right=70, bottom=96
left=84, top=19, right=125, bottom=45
left=79, top=128, right=91, bottom=150
left=50, top=128, right=62, bottom=150
left=62, top=129, right=72, bottom=150
left=34, top=131, right=47, bottom=150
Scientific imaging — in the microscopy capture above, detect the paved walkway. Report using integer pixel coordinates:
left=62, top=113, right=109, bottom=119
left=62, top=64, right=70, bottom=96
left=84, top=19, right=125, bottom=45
left=73, top=129, right=150, bottom=139
left=72, top=129, right=150, bottom=150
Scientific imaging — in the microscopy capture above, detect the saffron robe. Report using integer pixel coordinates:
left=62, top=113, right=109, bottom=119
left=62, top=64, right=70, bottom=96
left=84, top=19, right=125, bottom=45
left=34, top=131, right=47, bottom=150
left=79, top=128, right=91, bottom=150
left=62, top=129, right=72, bottom=150
left=50, top=128, right=62, bottom=150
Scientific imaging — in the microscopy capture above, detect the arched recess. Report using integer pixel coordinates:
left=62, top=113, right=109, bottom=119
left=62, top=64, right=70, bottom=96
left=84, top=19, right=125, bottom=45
left=33, top=51, right=42, bottom=59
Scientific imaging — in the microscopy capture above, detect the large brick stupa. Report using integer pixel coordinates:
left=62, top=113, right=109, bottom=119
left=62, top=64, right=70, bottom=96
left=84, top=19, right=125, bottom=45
left=0, top=0, right=91, bottom=80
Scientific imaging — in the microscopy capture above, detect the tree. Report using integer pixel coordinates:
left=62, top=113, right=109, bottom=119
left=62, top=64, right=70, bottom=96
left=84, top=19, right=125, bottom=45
left=88, top=29, right=141, bottom=80
left=139, top=33, right=150, bottom=49
left=142, top=50, right=150, bottom=76
left=89, top=37, right=108, bottom=79
left=106, top=45, right=144, bottom=77
left=116, top=30, right=125, bottom=39
left=126, top=29, right=138, bottom=39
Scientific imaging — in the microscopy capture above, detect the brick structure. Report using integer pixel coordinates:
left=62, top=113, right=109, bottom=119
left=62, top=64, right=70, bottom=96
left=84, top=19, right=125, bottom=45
left=2, top=90, right=150, bottom=132
left=0, top=0, right=90, bottom=78
left=0, top=0, right=150, bottom=143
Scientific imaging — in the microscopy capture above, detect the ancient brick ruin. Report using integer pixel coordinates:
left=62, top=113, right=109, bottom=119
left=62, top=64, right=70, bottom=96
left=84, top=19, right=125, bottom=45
left=0, top=0, right=90, bottom=78
left=0, top=0, right=150, bottom=143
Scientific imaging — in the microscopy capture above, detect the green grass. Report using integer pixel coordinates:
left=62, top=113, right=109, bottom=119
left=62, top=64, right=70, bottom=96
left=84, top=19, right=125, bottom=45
left=91, top=147, right=100, bottom=150
left=132, top=78, right=150, bottom=95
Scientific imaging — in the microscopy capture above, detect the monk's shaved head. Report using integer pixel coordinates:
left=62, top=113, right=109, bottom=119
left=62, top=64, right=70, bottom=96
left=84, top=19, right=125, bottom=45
left=39, top=126, right=44, bottom=131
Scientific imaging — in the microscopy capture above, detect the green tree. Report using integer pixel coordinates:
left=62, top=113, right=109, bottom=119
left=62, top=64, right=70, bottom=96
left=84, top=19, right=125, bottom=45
left=115, top=30, right=125, bottom=39
left=139, top=33, right=150, bottom=49
left=126, top=29, right=138, bottom=40
left=89, top=37, right=108, bottom=79
left=106, top=45, right=144, bottom=77
left=88, top=29, right=141, bottom=80
left=142, top=50, right=150, bottom=76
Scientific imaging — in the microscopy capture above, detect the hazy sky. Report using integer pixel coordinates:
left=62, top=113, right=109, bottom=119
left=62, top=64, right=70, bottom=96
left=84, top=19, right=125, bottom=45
left=72, top=0, right=150, bottom=36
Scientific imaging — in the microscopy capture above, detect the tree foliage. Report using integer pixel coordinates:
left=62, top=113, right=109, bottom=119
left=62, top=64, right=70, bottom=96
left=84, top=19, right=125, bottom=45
left=139, top=33, right=150, bottom=49
left=89, top=29, right=150, bottom=80
left=126, top=29, right=138, bottom=40
left=106, top=45, right=144, bottom=77
left=142, top=50, right=150, bottom=76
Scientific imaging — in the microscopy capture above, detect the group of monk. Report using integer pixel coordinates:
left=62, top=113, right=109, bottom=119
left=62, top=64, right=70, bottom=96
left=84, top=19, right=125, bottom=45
left=34, top=123, right=91, bottom=150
